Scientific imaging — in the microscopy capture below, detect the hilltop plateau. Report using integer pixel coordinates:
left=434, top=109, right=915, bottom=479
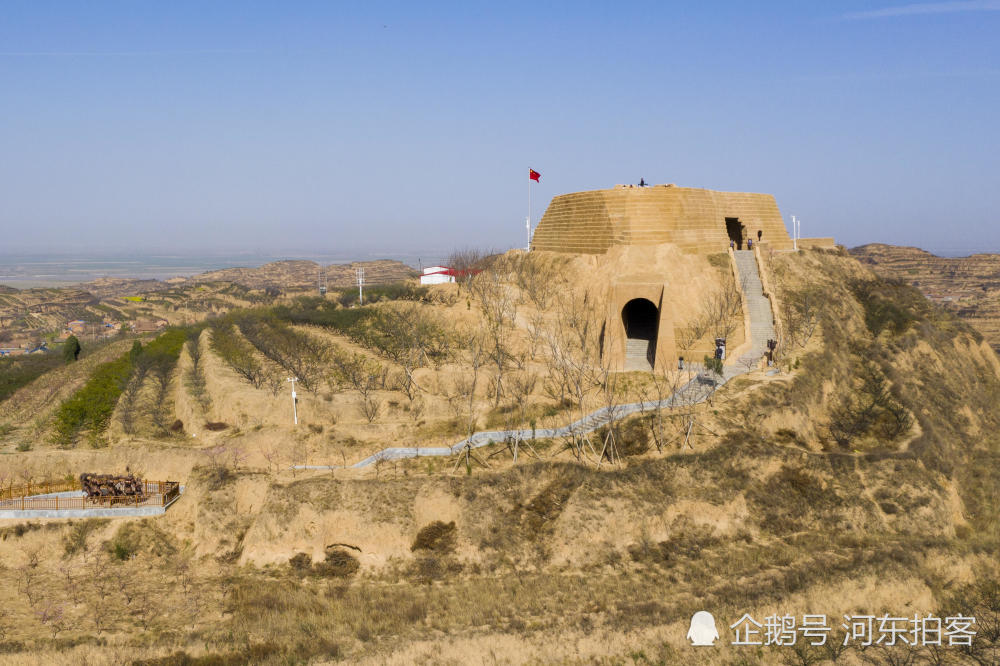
left=193, top=258, right=417, bottom=289
left=0, top=247, right=997, bottom=665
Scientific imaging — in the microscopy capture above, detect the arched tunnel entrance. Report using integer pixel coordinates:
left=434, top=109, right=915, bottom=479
left=622, top=298, right=658, bottom=371
left=725, top=217, right=744, bottom=249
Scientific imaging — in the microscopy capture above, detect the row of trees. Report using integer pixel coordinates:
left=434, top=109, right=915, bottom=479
left=118, top=330, right=187, bottom=436
left=52, top=352, right=135, bottom=448
left=184, top=329, right=211, bottom=413
left=209, top=307, right=447, bottom=423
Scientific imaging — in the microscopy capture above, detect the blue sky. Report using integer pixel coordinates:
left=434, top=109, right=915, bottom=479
left=1, top=1, right=998, bottom=257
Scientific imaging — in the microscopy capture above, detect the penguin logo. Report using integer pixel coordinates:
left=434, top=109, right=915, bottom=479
left=687, top=611, right=720, bottom=646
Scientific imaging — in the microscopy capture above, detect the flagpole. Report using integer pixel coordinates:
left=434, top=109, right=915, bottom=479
left=526, top=172, right=531, bottom=250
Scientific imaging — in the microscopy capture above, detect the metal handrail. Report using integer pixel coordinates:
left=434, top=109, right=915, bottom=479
left=0, top=480, right=181, bottom=511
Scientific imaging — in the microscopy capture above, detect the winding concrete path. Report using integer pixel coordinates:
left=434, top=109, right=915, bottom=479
left=296, top=251, right=777, bottom=470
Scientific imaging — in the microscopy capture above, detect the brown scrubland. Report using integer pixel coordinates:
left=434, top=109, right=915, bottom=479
left=851, top=243, right=1000, bottom=353
left=0, top=247, right=998, bottom=665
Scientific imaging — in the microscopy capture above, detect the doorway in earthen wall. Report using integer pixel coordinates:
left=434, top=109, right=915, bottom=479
left=725, top=218, right=743, bottom=249
left=622, top=298, right=658, bottom=371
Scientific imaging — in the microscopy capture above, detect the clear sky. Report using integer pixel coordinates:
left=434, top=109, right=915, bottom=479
left=2, top=1, right=998, bottom=257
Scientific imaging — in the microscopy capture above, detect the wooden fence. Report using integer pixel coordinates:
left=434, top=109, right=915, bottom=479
left=0, top=479, right=79, bottom=502
left=0, top=480, right=180, bottom=512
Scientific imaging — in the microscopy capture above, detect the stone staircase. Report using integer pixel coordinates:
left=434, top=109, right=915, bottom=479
left=624, top=338, right=652, bottom=371
left=727, top=250, right=775, bottom=377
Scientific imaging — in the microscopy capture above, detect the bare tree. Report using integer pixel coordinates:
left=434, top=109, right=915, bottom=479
left=260, top=442, right=283, bottom=473
left=238, top=316, right=332, bottom=392
left=783, top=285, right=823, bottom=351
left=371, top=303, right=450, bottom=403
left=209, top=323, right=270, bottom=389
left=58, top=563, right=85, bottom=605
left=148, top=352, right=175, bottom=434
left=540, top=291, right=604, bottom=459
left=704, top=270, right=747, bottom=342
left=130, top=589, right=162, bottom=631
left=331, top=352, right=389, bottom=423
left=637, top=366, right=691, bottom=452
left=445, top=247, right=490, bottom=287
left=450, top=328, right=489, bottom=444
left=674, top=310, right=712, bottom=357
left=265, top=370, right=285, bottom=397
left=594, top=364, right=627, bottom=466
left=467, top=258, right=519, bottom=405
left=499, top=369, right=541, bottom=463
left=0, top=465, right=16, bottom=499
left=15, top=550, right=42, bottom=608
left=35, top=600, right=67, bottom=639
left=509, top=252, right=565, bottom=310
left=526, top=312, right=547, bottom=361
left=184, top=332, right=211, bottom=412
left=119, top=353, right=153, bottom=435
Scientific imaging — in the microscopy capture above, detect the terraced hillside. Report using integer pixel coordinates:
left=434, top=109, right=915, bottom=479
left=851, top=243, right=1000, bottom=350
left=194, top=259, right=418, bottom=289
left=0, top=259, right=419, bottom=353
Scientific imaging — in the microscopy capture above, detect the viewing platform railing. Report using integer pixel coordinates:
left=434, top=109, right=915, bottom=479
left=0, top=480, right=180, bottom=512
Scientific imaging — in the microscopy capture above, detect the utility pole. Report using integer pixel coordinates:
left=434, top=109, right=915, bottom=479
left=356, top=267, right=365, bottom=305
left=792, top=215, right=800, bottom=251
left=287, top=377, right=298, bottom=425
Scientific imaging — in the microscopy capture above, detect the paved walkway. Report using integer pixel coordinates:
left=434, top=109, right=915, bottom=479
left=0, top=489, right=184, bottom=520
left=304, top=252, right=777, bottom=470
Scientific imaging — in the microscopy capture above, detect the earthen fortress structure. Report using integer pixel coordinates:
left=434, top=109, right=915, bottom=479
left=530, top=183, right=793, bottom=254
left=530, top=184, right=807, bottom=372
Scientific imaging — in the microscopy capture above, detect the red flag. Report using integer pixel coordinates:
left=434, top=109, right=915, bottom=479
left=529, top=168, right=541, bottom=182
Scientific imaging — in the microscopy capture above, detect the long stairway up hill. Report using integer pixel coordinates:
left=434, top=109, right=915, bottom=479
left=728, top=250, right=775, bottom=376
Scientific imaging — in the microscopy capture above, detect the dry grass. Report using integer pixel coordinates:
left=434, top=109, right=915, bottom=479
left=0, top=248, right=999, bottom=664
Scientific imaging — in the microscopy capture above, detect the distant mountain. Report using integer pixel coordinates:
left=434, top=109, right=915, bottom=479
left=0, top=259, right=420, bottom=342
left=850, top=243, right=1000, bottom=350
left=66, top=258, right=419, bottom=296
left=78, top=277, right=172, bottom=299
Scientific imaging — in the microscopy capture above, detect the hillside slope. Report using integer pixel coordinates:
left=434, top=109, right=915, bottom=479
left=851, top=242, right=1000, bottom=351
left=0, top=247, right=997, bottom=665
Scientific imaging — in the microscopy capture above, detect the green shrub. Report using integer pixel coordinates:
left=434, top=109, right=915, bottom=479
left=51, top=328, right=187, bottom=447
left=0, top=352, right=63, bottom=403
left=52, top=352, right=134, bottom=447
left=703, top=355, right=724, bottom=375
left=143, top=327, right=187, bottom=358
left=110, top=538, right=137, bottom=561
left=62, top=335, right=81, bottom=363
left=332, top=282, right=427, bottom=307
left=63, top=519, right=109, bottom=557
left=104, top=521, right=176, bottom=560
